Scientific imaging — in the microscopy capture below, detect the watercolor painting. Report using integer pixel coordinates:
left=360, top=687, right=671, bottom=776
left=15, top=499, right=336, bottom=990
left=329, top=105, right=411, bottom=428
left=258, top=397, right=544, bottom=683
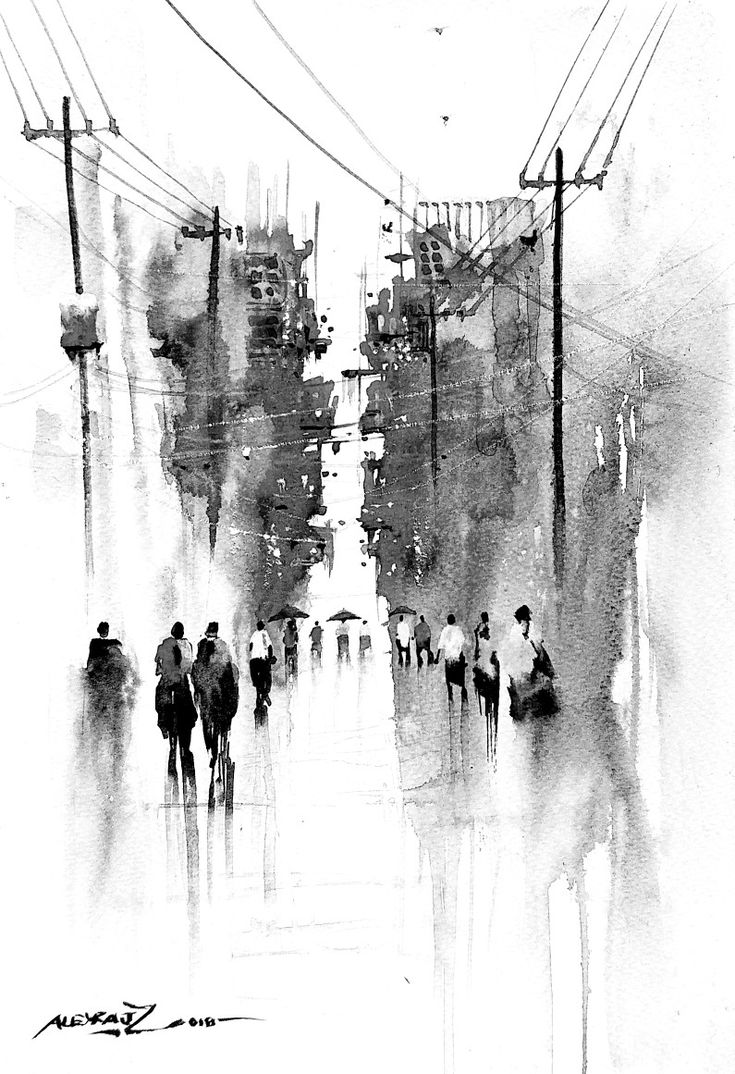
left=2, top=1, right=733, bottom=1072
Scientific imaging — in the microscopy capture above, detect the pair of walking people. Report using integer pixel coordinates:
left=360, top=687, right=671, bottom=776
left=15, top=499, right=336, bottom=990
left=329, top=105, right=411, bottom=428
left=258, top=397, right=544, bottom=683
left=155, top=621, right=239, bottom=768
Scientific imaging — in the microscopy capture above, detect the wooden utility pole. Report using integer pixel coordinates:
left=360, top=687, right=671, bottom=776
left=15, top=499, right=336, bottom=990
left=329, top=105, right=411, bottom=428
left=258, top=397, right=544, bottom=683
left=552, top=147, right=565, bottom=585
left=181, top=207, right=231, bottom=555
left=520, top=147, right=604, bottom=590
left=429, top=291, right=438, bottom=488
left=62, top=95, right=94, bottom=589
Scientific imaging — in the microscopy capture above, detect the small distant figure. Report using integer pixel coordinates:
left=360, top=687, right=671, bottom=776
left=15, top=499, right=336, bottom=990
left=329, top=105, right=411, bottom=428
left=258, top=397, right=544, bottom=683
left=86, top=621, right=137, bottom=772
left=436, top=613, right=468, bottom=704
left=473, top=613, right=500, bottom=765
left=155, top=621, right=197, bottom=764
left=310, top=620, right=323, bottom=664
left=504, top=605, right=558, bottom=721
left=359, top=620, right=372, bottom=656
left=249, top=620, right=273, bottom=713
left=192, top=621, right=239, bottom=769
left=414, top=614, right=433, bottom=668
left=336, top=621, right=351, bottom=662
left=283, top=617, right=299, bottom=678
left=395, top=614, right=411, bottom=667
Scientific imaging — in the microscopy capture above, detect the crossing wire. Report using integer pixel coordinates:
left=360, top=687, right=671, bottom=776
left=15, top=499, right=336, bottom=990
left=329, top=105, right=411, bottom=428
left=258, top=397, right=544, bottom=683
left=538, top=8, right=626, bottom=178
left=29, top=0, right=89, bottom=124
left=576, top=4, right=666, bottom=178
left=0, top=41, right=29, bottom=124
left=54, top=0, right=115, bottom=125
left=68, top=138, right=196, bottom=226
left=33, top=140, right=181, bottom=229
left=521, top=0, right=611, bottom=179
left=88, top=131, right=212, bottom=222
left=52, top=0, right=226, bottom=225
left=0, top=11, right=50, bottom=123
left=598, top=7, right=676, bottom=177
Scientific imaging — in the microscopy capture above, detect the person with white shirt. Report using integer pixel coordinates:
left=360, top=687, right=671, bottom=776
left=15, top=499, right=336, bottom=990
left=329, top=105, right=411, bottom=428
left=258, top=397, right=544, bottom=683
left=249, top=620, right=273, bottom=710
left=395, top=615, right=411, bottom=667
left=503, top=604, right=557, bottom=721
left=436, top=613, right=468, bottom=703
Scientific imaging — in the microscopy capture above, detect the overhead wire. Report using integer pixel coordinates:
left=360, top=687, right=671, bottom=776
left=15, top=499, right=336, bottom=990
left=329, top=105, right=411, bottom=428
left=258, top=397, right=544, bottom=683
left=87, top=131, right=211, bottom=222
left=29, top=0, right=89, bottom=125
left=0, top=11, right=50, bottom=123
left=521, top=0, right=611, bottom=179
left=537, top=8, right=626, bottom=177
left=32, top=140, right=181, bottom=229
left=0, top=40, right=30, bottom=125
left=54, top=0, right=115, bottom=124
left=597, top=6, right=676, bottom=177
left=576, top=4, right=666, bottom=178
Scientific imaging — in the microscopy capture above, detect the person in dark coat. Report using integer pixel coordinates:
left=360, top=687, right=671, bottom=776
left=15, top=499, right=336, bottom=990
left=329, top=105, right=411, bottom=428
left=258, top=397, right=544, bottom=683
left=414, top=615, right=433, bottom=668
left=86, top=621, right=137, bottom=773
left=192, top=621, right=239, bottom=768
left=155, top=621, right=197, bottom=763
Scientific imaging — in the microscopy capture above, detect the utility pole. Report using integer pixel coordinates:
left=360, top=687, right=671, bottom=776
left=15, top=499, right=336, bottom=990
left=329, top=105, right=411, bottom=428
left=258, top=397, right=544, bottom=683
left=520, top=148, right=604, bottom=590
left=429, top=291, right=438, bottom=488
left=552, top=147, right=565, bottom=585
left=59, top=96, right=100, bottom=596
left=181, top=208, right=231, bottom=555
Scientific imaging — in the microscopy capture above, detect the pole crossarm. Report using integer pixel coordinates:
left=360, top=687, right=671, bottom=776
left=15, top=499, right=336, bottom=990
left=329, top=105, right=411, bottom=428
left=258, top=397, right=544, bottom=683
left=23, top=118, right=119, bottom=140
left=181, top=223, right=232, bottom=241
left=519, top=171, right=605, bottom=191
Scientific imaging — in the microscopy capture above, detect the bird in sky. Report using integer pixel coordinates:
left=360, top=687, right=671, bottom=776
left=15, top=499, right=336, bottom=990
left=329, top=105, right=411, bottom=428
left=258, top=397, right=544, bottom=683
left=431, top=26, right=447, bottom=35
left=441, top=115, right=450, bottom=125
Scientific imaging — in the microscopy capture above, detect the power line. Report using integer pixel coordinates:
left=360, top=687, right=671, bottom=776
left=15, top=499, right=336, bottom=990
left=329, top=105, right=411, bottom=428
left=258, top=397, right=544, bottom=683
left=576, top=4, right=666, bottom=179
left=250, top=0, right=420, bottom=201
left=33, top=140, right=180, bottom=229
left=537, top=8, right=626, bottom=177
left=88, top=131, right=211, bottom=222
left=598, top=7, right=676, bottom=178
left=521, top=0, right=611, bottom=180
left=66, top=138, right=194, bottom=225
left=0, top=11, right=50, bottom=123
left=118, top=134, right=225, bottom=223
left=0, top=40, right=29, bottom=125
left=54, top=0, right=115, bottom=125
left=29, top=0, right=89, bottom=125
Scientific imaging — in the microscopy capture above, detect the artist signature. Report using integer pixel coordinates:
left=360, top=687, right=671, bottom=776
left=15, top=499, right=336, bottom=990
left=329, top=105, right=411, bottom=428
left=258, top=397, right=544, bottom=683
left=34, top=1001, right=262, bottom=1039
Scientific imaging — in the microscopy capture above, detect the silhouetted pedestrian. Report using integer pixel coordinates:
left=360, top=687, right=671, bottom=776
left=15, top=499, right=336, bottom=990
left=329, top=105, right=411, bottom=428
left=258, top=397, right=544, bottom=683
left=310, top=621, right=323, bottom=663
left=86, top=621, right=137, bottom=774
left=192, top=621, right=239, bottom=768
left=414, top=615, right=433, bottom=668
left=473, top=618, right=500, bottom=765
left=155, top=621, right=197, bottom=764
left=283, top=618, right=298, bottom=677
left=396, top=615, right=411, bottom=667
left=436, top=613, right=468, bottom=703
left=336, top=621, right=350, bottom=662
left=504, top=605, right=557, bottom=721
left=249, top=620, right=273, bottom=711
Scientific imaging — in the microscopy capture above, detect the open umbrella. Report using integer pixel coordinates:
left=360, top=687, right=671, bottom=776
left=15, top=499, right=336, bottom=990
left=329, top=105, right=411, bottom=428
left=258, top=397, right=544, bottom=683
left=327, top=609, right=361, bottom=622
left=268, top=605, right=309, bottom=622
left=388, top=605, right=417, bottom=616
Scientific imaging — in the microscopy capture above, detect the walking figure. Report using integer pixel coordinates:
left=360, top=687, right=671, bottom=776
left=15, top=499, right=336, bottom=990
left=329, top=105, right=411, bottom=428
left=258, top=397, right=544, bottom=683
left=283, top=618, right=299, bottom=678
left=155, top=621, right=197, bottom=766
left=85, top=621, right=137, bottom=777
left=414, top=615, right=433, bottom=668
left=336, top=621, right=351, bottom=662
left=249, top=620, right=273, bottom=717
left=310, top=621, right=323, bottom=664
left=359, top=620, right=372, bottom=657
left=473, top=612, right=500, bottom=765
left=436, top=613, right=468, bottom=704
left=504, top=605, right=558, bottom=722
left=395, top=615, right=411, bottom=667
left=192, top=621, right=239, bottom=770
